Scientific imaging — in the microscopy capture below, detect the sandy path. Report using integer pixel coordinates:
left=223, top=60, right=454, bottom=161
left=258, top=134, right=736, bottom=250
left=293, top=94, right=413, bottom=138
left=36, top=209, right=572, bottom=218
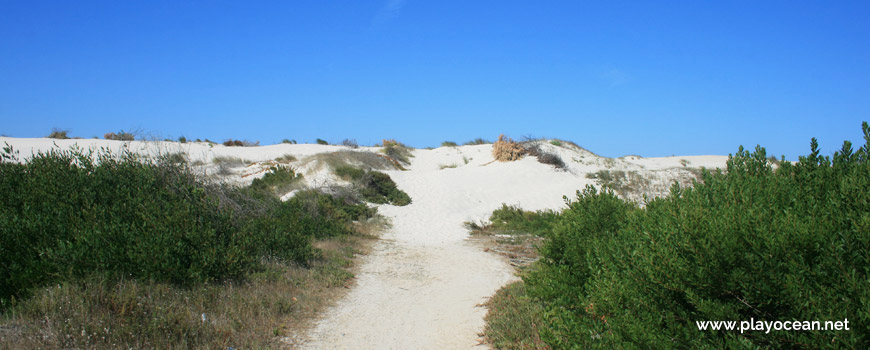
left=300, top=149, right=589, bottom=349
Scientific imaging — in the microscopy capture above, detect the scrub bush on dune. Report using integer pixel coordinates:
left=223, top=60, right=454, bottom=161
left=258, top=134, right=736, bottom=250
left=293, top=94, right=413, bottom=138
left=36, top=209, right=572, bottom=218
left=525, top=122, right=870, bottom=349
left=0, top=146, right=376, bottom=308
left=334, top=166, right=412, bottom=206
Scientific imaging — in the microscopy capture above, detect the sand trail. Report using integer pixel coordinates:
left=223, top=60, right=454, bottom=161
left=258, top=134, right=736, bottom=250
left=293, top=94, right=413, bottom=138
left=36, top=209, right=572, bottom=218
left=300, top=149, right=592, bottom=349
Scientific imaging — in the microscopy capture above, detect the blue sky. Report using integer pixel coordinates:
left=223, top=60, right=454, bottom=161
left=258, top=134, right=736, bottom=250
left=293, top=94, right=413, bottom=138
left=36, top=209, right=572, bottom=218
left=1, top=1, right=868, bottom=159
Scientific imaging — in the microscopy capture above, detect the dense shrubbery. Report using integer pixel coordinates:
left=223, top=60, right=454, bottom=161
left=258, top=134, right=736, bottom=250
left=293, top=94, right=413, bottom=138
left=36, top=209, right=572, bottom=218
left=524, top=123, right=870, bottom=348
left=334, top=166, right=412, bottom=206
left=0, top=146, right=374, bottom=309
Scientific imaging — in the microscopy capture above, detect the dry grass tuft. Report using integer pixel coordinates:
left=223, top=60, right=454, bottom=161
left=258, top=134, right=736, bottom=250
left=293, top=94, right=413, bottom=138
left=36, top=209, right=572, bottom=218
left=301, top=151, right=398, bottom=172
left=379, top=139, right=413, bottom=166
left=492, top=134, right=525, bottom=162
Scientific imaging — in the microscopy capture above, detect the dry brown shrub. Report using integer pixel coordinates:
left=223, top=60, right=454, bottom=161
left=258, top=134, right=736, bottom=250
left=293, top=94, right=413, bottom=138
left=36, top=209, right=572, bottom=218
left=492, top=134, right=525, bottom=161
left=382, top=139, right=399, bottom=147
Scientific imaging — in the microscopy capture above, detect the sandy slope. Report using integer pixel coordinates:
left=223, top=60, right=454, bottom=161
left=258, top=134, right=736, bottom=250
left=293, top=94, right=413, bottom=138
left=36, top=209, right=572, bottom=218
left=1, top=137, right=728, bottom=349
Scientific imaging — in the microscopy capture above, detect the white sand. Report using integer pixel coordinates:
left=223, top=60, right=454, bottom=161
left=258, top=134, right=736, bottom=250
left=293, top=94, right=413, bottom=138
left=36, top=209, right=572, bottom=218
left=1, top=137, right=728, bottom=349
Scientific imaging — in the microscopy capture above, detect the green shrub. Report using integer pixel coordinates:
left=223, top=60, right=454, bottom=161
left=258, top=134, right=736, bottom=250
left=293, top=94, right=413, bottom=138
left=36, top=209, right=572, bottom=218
left=0, top=147, right=375, bottom=309
left=178, top=136, right=187, bottom=143
left=549, top=140, right=562, bottom=147
left=334, top=166, right=411, bottom=206
left=316, top=138, right=329, bottom=145
left=249, top=165, right=303, bottom=195
left=525, top=123, right=870, bottom=348
left=282, top=139, right=297, bottom=144
left=441, top=141, right=458, bottom=147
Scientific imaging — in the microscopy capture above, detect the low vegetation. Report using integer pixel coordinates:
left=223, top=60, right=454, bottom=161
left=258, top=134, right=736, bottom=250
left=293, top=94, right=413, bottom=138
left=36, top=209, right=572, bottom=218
left=315, top=138, right=329, bottom=145
left=0, top=144, right=382, bottom=348
left=468, top=204, right=557, bottom=237
left=333, top=166, right=412, bottom=206
left=524, top=143, right=565, bottom=169
left=47, top=128, right=70, bottom=139
left=341, top=139, right=359, bottom=148
left=492, top=134, right=525, bottom=161
left=104, top=130, right=135, bottom=141
left=380, top=139, right=413, bottom=166
left=480, top=123, right=870, bottom=349
left=249, top=165, right=303, bottom=196
left=301, top=151, right=397, bottom=172
left=274, top=154, right=297, bottom=163
left=585, top=169, right=649, bottom=198
left=464, top=138, right=491, bottom=145
left=483, top=281, right=548, bottom=350
left=441, top=141, right=458, bottom=147
left=467, top=204, right=555, bottom=269
left=222, top=139, right=259, bottom=147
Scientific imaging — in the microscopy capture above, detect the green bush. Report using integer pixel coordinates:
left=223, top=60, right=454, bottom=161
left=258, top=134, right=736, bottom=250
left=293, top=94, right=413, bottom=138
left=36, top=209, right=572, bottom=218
left=525, top=123, right=870, bottom=348
left=441, top=141, right=458, bottom=147
left=249, top=165, right=302, bottom=195
left=334, top=166, right=411, bottom=206
left=0, top=147, right=374, bottom=309
left=316, top=138, right=329, bottom=145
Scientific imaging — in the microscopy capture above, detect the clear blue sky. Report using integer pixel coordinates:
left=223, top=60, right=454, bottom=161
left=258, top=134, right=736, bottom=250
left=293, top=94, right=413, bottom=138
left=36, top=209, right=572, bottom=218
left=1, top=1, right=868, bottom=159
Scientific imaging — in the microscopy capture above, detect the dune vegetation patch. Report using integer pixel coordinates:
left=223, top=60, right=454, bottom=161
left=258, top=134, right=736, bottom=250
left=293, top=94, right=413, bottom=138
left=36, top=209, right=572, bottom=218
left=492, top=135, right=525, bottom=162
left=0, top=145, right=384, bottom=348
left=333, top=166, right=411, bottom=206
left=479, top=123, right=870, bottom=349
left=301, top=150, right=399, bottom=173
left=380, top=139, right=413, bottom=166
left=274, top=154, right=297, bottom=163
left=249, top=165, right=304, bottom=196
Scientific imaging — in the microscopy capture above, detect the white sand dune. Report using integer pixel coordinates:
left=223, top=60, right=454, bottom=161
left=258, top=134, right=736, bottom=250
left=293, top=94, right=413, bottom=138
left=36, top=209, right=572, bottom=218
left=0, top=137, right=728, bottom=349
